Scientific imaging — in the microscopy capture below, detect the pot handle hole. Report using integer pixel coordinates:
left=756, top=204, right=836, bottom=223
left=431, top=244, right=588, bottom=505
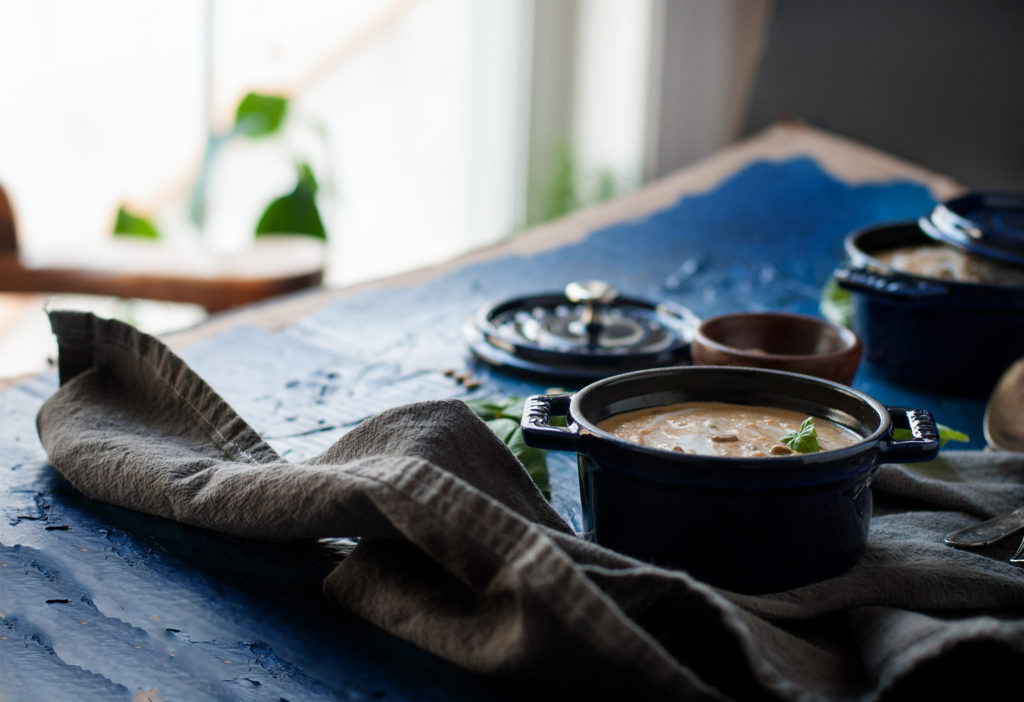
left=879, top=407, right=941, bottom=463
left=833, top=264, right=950, bottom=304
left=521, top=394, right=581, bottom=452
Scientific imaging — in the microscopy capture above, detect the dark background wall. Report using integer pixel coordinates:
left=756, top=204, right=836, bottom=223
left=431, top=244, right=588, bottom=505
left=744, top=0, right=1024, bottom=190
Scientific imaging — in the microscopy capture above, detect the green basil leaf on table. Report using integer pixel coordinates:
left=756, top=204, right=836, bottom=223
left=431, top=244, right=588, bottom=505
left=464, top=396, right=526, bottom=422
left=893, top=423, right=969, bottom=447
left=466, top=396, right=552, bottom=499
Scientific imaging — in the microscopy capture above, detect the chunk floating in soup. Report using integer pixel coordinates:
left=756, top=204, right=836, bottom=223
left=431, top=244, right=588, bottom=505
left=874, top=244, right=1024, bottom=285
left=598, top=401, right=860, bottom=458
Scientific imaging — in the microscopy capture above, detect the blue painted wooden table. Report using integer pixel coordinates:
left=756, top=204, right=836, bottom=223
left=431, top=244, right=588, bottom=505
left=1, top=140, right=987, bottom=700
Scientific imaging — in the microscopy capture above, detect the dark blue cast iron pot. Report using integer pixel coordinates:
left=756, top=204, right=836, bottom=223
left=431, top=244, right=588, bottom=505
left=521, top=366, right=939, bottom=594
left=834, top=222, right=1024, bottom=396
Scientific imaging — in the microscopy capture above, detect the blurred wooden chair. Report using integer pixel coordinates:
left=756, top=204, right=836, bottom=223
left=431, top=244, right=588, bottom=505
left=0, top=184, right=324, bottom=313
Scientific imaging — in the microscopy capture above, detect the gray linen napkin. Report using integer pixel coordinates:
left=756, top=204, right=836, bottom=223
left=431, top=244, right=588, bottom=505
left=36, top=311, right=1024, bottom=700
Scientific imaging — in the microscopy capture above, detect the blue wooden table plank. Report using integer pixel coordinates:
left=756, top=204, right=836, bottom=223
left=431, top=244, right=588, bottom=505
left=1, top=158, right=987, bottom=700
left=2, top=383, right=525, bottom=702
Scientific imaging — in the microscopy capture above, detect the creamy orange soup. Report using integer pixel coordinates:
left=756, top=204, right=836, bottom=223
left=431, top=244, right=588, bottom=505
left=598, top=401, right=860, bottom=458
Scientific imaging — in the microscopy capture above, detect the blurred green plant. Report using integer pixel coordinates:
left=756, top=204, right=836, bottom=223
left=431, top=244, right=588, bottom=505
left=255, top=162, right=326, bottom=240
left=201, top=91, right=328, bottom=240
left=113, top=206, right=160, bottom=239
left=114, top=91, right=329, bottom=242
left=527, top=142, right=622, bottom=228
left=234, top=92, right=288, bottom=137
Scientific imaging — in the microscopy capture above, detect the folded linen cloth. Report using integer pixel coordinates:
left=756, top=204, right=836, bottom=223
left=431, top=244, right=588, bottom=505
left=37, top=311, right=1024, bottom=700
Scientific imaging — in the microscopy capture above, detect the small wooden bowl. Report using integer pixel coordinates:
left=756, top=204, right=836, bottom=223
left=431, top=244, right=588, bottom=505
left=691, top=312, right=862, bottom=385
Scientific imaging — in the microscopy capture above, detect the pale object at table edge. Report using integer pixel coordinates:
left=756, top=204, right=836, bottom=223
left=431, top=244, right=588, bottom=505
left=983, top=355, right=1024, bottom=452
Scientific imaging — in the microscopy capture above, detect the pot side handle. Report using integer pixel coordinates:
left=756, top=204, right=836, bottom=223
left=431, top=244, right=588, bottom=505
left=878, top=407, right=941, bottom=463
left=833, top=264, right=950, bottom=305
left=521, top=394, right=581, bottom=452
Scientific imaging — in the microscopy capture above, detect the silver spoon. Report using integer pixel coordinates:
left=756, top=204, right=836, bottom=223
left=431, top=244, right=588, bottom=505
left=945, top=506, right=1024, bottom=549
left=944, top=356, right=1024, bottom=554
left=984, top=355, right=1024, bottom=451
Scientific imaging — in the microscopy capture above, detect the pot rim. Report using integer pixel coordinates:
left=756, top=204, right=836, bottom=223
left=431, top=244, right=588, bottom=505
left=845, top=220, right=1024, bottom=292
left=565, top=365, right=892, bottom=481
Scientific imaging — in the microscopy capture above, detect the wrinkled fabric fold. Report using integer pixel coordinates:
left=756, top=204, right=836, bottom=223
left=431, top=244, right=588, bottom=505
left=36, top=311, right=1024, bottom=700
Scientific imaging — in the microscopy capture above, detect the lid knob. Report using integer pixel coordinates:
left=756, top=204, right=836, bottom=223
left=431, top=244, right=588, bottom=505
left=565, top=280, right=620, bottom=345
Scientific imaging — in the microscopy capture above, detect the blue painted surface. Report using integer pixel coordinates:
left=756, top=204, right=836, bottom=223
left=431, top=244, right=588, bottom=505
left=0, top=158, right=986, bottom=700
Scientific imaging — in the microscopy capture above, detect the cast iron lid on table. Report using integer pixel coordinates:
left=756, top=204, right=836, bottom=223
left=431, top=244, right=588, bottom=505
left=465, top=281, right=700, bottom=381
left=918, top=191, right=1024, bottom=267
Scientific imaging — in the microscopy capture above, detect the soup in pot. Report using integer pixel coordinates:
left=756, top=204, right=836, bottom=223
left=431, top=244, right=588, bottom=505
left=598, top=401, right=860, bottom=458
left=874, top=244, right=1024, bottom=285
